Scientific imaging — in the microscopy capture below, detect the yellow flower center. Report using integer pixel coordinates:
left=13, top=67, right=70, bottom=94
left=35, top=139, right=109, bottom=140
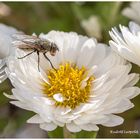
left=42, top=63, right=94, bottom=109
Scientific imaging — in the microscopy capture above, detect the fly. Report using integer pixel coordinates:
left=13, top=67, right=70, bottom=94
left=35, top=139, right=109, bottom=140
left=13, top=33, right=59, bottom=71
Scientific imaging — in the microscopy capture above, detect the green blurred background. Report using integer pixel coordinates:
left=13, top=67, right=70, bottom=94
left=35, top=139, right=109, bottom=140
left=0, top=2, right=140, bottom=138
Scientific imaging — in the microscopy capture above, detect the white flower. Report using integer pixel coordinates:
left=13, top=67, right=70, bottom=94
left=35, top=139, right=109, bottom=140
left=5, top=31, right=140, bottom=133
left=0, top=23, right=18, bottom=83
left=122, top=2, right=140, bottom=25
left=81, top=15, right=102, bottom=40
left=109, top=22, right=140, bottom=67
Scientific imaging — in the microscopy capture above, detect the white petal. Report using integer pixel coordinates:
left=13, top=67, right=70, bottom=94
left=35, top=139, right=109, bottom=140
left=87, top=43, right=108, bottom=68
left=129, top=21, right=140, bottom=34
left=114, top=99, right=134, bottom=113
left=33, top=97, right=55, bottom=105
left=102, top=115, right=124, bottom=127
left=53, top=120, right=64, bottom=127
left=124, top=73, right=140, bottom=87
left=77, top=38, right=96, bottom=68
left=80, top=124, right=99, bottom=131
left=66, top=122, right=81, bottom=132
left=10, top=101, right=31, bottom=111
left=72, top=103, right=98, bottom=115
left=54, top=106, right=71, bottom=116
left=121, top=87, right=140, bottom=99
left=63, top=32, right=80, bottom=63
left=40, top=122, right=57, bottom=131
left=102, top=98, right=134, bottom=114
left=74, top=114, right=108, bottom=125
left=27, top=114, right=45, bottom=124
left=3, top=92, right=16, bottom=100
left=0, top=74, right=7, bottom=83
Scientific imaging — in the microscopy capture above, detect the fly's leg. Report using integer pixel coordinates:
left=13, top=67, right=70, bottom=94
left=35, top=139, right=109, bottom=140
left=43, top=52, right=56, bottom=70
left=37, top=51, right=40, bottom=72
left=18, top=49, right=36, bottom=59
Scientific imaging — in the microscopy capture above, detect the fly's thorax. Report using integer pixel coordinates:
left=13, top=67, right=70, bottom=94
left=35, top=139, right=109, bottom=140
left=41, top=41, right=59, bottom=55
left=36, top=39, right=59, bottom=55
left=40, top=40, right=52, bottom=51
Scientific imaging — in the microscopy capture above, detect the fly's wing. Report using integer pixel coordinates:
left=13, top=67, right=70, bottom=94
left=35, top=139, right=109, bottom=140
left=13, top=33, right=37, bottom=40
left=12, top=33, right=40, bottom=50
left=12, top=40, right=34, bottom=51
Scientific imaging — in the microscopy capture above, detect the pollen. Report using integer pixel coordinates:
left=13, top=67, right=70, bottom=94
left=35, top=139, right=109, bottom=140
left=42, top=63, right=94, bottom=109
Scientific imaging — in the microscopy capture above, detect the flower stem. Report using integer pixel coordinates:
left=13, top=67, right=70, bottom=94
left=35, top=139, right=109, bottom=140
left=109, top=2, right=122, bottom=25
left=71, top=3, right=84, bottom=21
left=47, top=127, right=64, bottom=138
left=63, top=126, right=76, bottom=138
left=75, top=130, right=98, bottom=138
left=48, top=126, right=98, bottom=138
left=63, top=126, right=98, bottom=138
